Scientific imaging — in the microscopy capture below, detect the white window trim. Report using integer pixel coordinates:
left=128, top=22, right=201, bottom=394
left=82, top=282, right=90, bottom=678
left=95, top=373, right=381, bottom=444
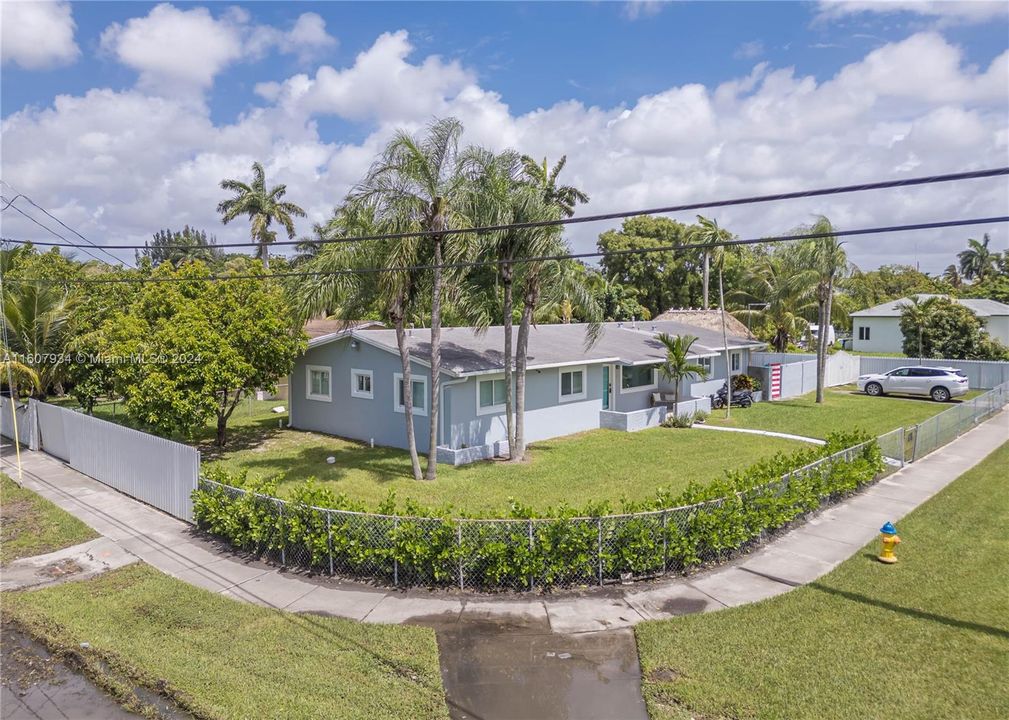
left=618, top=365, right=658, bottom=395
left=350, top=368, right=374, bottom=399
left=476, top=373, right=507, bottom=416
left=558, top=365, right=588, bottom=403
left=696, top=356, right=713, bottom=373
left=730, top=351, right=742, bottom=373
left=306, top=364, right=332, bottom=402
left=393, top=372, right=428, bottom=416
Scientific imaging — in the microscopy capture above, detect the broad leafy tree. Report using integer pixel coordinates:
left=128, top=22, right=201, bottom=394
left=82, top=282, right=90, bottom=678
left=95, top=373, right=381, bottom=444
left=898, top=296, right=1009, bottom=360
left=107, top=261, right=305, bottom=445
left=217, top=162, right=305, bottom=270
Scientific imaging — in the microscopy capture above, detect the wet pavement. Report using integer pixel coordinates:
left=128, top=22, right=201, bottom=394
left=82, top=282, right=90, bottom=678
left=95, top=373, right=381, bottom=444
left=1, top=626, right=138, bottom=720
left=433, top=618, right=648, bottom=720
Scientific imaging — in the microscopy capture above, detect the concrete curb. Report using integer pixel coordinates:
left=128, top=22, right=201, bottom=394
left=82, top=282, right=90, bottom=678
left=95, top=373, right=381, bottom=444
left=2, top=409, right=1005, bottom=633
left=692, top=423, right=826, bottom=445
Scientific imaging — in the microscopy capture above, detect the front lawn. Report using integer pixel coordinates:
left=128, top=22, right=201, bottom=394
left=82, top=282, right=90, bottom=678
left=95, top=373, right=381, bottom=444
left=207, top=426, right=805, bottom=515
left=0, top=473, right=98, bottom=564
left=635, top=440, right=1009, bottom=720
left=2, top=563, right=448, bottom=720
left=706, top=385, right=982, bottom=439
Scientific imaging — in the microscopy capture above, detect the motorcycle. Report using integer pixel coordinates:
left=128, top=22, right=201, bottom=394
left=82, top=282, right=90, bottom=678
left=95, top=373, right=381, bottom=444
left=710, top=382, right=753, bottom=409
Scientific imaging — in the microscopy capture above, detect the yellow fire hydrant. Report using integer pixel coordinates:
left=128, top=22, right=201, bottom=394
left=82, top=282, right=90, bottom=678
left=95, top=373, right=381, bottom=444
left=877, top=521, right=900, bottom=564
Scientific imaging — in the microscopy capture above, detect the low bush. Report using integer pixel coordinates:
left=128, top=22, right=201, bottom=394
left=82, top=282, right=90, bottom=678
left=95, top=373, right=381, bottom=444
left=193, top=431, right=884, bottom=590
left=732, top=374, right=761, bottom=392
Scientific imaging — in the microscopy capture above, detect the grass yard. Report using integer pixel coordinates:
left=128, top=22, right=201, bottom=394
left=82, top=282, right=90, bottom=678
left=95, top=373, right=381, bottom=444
left=0, top=473, right=97, bottom=564
left=706, top=385, right=982, bottom=439
left=207, top=426, right=805, bottom=515
left=635, top=440, right=1009, bottom=720
left=2, top=563, right=448, bottom=720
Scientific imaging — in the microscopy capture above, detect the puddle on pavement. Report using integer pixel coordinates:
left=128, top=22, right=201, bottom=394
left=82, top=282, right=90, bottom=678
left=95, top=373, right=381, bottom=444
left=435, top=623, right=648, bottom=720
left=1, top=625, right=191, bottom=720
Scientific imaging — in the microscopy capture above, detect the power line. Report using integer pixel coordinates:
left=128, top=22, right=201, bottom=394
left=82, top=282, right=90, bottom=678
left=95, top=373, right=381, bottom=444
left=0, top=182, right=128, bottom=267
left=7, top=215, right=1007, bottom=286
left=1, top=198, right=114, bottom=268
left=2, top=167, right=1006, bottom=253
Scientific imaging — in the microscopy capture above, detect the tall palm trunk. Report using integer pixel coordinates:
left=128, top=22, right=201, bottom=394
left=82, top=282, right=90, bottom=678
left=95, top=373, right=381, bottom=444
left=702, top=251, right=710, bottom=310
left=502, top=264, right=515, bottom=453
left=512, top=280, right=539, bottom=461
left=393, top=300, right=422, bottom=480
left=426, top=205, right=445, bottom=481
left=718, top=267, right=731, bottom=419
left=815, top=283, right=829, bottom=404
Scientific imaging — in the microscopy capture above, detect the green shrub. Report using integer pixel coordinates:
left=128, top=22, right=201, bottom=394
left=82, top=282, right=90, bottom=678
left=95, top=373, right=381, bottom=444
left=193, top=432, right=885, bottom=589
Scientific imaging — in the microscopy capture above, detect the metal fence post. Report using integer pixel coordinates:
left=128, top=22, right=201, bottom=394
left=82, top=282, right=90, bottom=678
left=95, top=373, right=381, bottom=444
left=597, top=518, right=603, bottom=586
left=279, top=501, right=286, bottom=566
left=327, top=511, right=334, bottom=576
left=527, top=519, right=534, bottom=591
left=912, top=423, right=920, bottom=462
left=393, top=517, right=399, bottom=587
left=899, top=427, right=905, bottom=467
left=457, top=524, right=464, bottom=590
left=662, top=511, right=668, bottom=572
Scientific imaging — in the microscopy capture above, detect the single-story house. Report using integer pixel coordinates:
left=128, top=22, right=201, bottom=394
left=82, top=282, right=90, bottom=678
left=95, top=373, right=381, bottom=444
left=850, top=295, right=1009, bottom=354
left=288, top=315, right=765, bottom=465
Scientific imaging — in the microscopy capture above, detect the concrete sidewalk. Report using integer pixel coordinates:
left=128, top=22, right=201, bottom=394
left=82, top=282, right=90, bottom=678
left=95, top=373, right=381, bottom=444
left=2, top=409, right=1005, bottom=633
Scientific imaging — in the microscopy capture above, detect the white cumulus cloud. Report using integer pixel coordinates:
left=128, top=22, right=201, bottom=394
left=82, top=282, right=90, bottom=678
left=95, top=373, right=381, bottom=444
left=1, top=1, right=79, bottom=70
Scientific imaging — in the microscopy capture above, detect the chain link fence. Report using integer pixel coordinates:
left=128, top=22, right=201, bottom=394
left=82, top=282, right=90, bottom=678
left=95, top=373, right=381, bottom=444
left=907, top=382, right=1008, bottom=462
left=197, top=438, right=884, bottom=591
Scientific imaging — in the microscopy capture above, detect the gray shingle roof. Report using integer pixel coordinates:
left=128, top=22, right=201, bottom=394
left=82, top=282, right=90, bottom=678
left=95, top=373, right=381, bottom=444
left=313, top=320, right=764, bottom=376
left=850, top=294, right=1009, bottom=318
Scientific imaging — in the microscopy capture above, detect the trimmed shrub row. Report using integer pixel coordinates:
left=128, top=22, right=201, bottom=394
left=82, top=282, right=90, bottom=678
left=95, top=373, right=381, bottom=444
left=192, top=431, right=884, bottom=590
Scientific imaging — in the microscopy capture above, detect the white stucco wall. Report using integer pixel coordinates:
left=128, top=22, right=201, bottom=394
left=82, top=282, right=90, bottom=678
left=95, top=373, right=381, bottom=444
left=981, top=315, right=1009, bottom=346
left=851, top=316, right=903, bottom=354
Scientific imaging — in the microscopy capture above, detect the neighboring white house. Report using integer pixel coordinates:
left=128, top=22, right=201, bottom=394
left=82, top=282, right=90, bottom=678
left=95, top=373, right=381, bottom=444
left=850, top=295, right=1009, bottom=354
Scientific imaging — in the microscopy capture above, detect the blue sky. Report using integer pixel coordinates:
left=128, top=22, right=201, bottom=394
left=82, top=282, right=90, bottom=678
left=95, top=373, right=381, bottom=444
left=1, top=1, right=1007, bottom=270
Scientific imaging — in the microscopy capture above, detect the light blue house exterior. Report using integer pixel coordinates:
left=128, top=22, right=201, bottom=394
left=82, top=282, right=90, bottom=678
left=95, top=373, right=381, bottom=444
left=289, top=320, right=764, bottom=465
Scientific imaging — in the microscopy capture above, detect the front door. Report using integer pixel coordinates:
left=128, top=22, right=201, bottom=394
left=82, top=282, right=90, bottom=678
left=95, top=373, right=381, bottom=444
left=602, top=366, right=610, bottom=409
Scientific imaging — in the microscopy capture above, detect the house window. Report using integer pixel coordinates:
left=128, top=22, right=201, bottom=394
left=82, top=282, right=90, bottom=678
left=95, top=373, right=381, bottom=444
left=477, top=376, right=507, bottom=415
left=731, top=352, right=741, bottom=372
left=306, top=365, right=331, bottom=402
left=393, top=373, right=427, bottom=416
left=697, top=356, right=713, bottom=374
left=858, top=326, right=871, bottom=341
left=350, top=369, right=373, bottom=399
left=559, top=366, right=587, bottom=402
left=621, top=365, right=657, bottom=392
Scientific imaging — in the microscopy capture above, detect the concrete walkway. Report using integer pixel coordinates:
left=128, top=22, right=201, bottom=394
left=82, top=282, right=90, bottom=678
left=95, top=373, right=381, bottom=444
left=2, top=409, right=1006, bottom=632
left=1, top=537, right=136, bottom=592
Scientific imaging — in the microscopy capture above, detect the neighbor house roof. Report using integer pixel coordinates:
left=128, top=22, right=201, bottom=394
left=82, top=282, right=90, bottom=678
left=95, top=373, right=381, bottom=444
left=309, top=319, right=765, bottom=377
left=303, top=319, right=384, bottom=339
left=652, top=308, right=754, bottom=339
left=850, top=294, right=1009, bottom=318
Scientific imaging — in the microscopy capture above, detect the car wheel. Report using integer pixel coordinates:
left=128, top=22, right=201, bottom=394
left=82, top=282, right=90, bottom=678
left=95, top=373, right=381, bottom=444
left=865, top=382, right=883, bottom=397
left=931, top=386, right=950, bottom=402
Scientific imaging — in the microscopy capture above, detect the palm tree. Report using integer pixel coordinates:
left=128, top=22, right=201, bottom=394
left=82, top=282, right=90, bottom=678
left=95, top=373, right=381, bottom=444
left=801, top=217, right=848, bottom=404
left=734, top=246, right=815, bottom=352
left=942, top=264, right=962, bottom=289
left=957, top=234, right=996, bottom=282
left=519, top=155, right=589, bottom=218
left=0, top=358, right=41, bottom=400
left=352, top=118, right=469, bottom=480
left=692, top=216, right=732, bottom=310
left=217, top=162, right=306, bottom=270
left=294, top=205, right=428, bottom=479
left=693, top=216, right=738, bottom=414
left=901, top=295, right=936, bottom=360
left=656, top=333, right=708, bottom=418
left=1, top=280, right=74, bottom=396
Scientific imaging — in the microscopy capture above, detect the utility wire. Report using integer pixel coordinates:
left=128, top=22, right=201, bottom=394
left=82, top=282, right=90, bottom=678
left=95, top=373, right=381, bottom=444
left=7, top=215, right=1007, bottom=286
left=1, top=167, right=1006, bottom=253
left=0, top=181, right=128, bottom=267
left=1, top=198, right=113, bottom=268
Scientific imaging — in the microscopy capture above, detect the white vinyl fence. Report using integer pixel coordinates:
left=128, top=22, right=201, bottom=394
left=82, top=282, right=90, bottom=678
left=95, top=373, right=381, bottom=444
left=8, top=400, right=200, bottom=523
left=0, top=396, right=37, bottom=449
left=858, top=356, right=1009, bottom=389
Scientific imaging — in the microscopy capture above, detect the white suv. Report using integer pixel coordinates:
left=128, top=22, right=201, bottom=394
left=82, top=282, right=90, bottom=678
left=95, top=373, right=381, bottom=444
left=857, top=366, right=969, bottom=402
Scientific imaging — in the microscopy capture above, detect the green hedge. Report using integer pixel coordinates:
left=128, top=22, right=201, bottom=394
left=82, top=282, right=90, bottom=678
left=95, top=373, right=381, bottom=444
left=193, top=431, right=884, bottom=589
